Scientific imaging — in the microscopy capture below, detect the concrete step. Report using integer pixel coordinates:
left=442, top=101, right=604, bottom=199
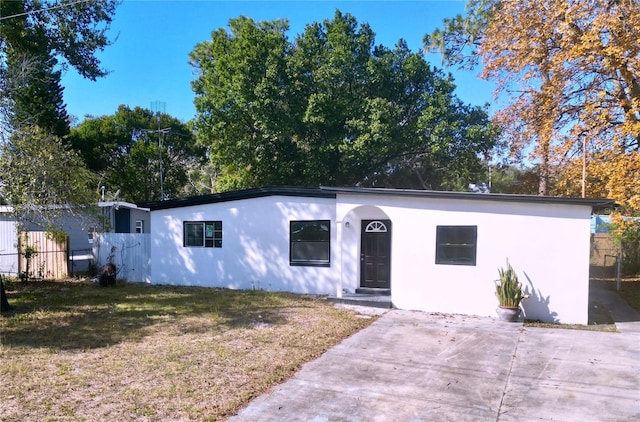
left=327, top=293, right=392, bottom=309
left=355, top=287, right=390, bottom=296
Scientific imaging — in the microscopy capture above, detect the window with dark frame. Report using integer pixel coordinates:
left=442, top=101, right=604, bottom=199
left=184, top=221, right=222, bottom=248
left=290, top=220, right=330, bottom=266
left=435, top=225, right=477, bottom=266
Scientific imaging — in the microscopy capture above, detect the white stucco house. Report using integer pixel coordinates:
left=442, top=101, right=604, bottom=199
left=146, top=186, right=613, bottom=324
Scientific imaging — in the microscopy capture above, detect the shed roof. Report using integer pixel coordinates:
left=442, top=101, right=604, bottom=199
left=142, top=186, right=615, bottom=212
left=98, top=201, right=150, bottom=212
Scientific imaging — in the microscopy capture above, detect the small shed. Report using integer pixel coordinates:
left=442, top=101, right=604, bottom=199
left=98, top=201, right=150, bottom=234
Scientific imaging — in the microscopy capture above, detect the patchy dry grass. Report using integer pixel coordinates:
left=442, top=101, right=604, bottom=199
left=0, top=279, right=376, bottom=421
left=523, top=320, right=617, bottom=332
left=618, top=275, right=640, bottom=312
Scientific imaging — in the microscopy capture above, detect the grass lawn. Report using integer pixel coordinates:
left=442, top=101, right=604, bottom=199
left=0, top=279, right=376, bottom=421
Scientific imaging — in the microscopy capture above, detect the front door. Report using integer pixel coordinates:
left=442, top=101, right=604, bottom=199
left=360, top=220, right=391, bottom=289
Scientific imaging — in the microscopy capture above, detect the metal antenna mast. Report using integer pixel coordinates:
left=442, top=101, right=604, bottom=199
left=151, top=101, right=167, bottom=200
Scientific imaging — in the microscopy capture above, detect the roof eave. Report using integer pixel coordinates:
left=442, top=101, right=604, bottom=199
left=143, top=186, right=335, bottom=211
left=320, top=186, right=616, bottom=211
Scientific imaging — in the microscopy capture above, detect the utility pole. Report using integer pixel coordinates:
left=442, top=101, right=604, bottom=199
left=581, top=134, right=587, bottom=198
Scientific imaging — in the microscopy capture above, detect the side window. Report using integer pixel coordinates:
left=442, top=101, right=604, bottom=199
left=435, top=226, right=477, bottom=266
left=135, top=220, right=144, bottom=234
left=290, top=220, right=330, bottom=266
left=184, top=221, right=222, bottom=248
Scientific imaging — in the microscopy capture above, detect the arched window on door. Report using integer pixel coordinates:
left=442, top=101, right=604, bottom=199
left=365, top=221, right=388, bottom=233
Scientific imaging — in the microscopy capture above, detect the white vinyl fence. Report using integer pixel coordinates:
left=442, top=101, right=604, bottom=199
left=93, top=233, right=150, bottom=283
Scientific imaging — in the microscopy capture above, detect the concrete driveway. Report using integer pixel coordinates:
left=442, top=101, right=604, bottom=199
left=230, top=309, right=640, bottom=421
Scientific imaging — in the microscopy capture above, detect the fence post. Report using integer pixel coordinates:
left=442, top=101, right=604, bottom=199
left=616, top=251, right=622, bottom=291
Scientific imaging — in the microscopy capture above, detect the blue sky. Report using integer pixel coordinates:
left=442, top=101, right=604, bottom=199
left=62, top=0, right=496, bottom=123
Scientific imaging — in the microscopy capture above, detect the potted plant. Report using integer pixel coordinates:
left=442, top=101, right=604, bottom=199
left=495, top=260, right=528, bottom=322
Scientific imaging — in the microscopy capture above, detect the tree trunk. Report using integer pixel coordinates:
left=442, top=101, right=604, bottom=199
left=538, top=152, right=549, bottom=196
left=1, top=278, right=12, bottom=312
left=538, top=70, right=552, bottom=196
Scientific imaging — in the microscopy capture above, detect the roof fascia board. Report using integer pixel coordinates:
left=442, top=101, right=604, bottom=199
left=141, top=185, right=615, bottom=212
left=98, top=201, right=150, bottom=212
left=321, top=186, right=615, bottom=210
left=144, top=186, right=335, bottom=211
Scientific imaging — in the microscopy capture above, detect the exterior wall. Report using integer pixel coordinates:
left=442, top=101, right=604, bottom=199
left=0, top=211, right=95, bottom=276
left=337, top=194, right=593, bottom=324
left=150, top=196, right=338, bottom=294
left=0, top=217, right=19, bottom=276
left=130, top=209, right=151, bottom=233
left=61, top=216, right=93, bottom=254
left=99, top=205, right=150, bottom=234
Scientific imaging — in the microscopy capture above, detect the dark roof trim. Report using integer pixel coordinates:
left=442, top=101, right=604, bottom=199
left=320, top=186, right=615, bottom=211
left=142, top=186, right=615, bottom=212
left=141, top=186, right=335, bottom=211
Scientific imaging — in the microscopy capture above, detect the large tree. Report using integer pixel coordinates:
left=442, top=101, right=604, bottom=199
left=0, top=0, right=119, bottom=208
left=0, top=127, right=96, bottom=225
left=190, top=12, right=497, bottom=191
left=425, top=0, right=640, bottom=201
left=0, top=0, right=119, bottom=136
left=69, top=106, right=206, bottom=202
left=0, top=0, right=119, bottom=309
left=0, top=126, right=98, bottom=311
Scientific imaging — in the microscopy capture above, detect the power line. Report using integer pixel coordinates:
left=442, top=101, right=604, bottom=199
left=0, top=0, right=95, bottom=22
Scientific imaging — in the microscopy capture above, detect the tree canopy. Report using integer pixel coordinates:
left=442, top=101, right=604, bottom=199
left=0, top=0, right=120, bottom=234
left=425, top=0, right=640, bottom=206
left=1, top=0, right=116, bottom=309
left=0, top=0, right=119, bottom=136
left=69, top=106, right=205, bottom=203
left=0, top=126, right=96, bottom=228
left=190, top=11, right=497, bottom=192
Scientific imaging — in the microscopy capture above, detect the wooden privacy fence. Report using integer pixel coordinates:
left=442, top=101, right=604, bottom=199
left=92, top=233, right=151, bottom=283
left=19, top=231, right=68, bottom=280
left=590, top=233, right=618, bottom=267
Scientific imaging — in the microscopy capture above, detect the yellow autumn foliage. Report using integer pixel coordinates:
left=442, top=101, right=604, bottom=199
left=428, top=0, right=640, bottom=272
left=553, top=151, right=640, bottom=212
left=475, top=0, right=639, bottom=200
left=553, top=150, right=640, bottom=273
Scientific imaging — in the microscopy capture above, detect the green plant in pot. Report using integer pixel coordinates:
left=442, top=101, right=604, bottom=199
left=495, top=260, right=528, bottom=322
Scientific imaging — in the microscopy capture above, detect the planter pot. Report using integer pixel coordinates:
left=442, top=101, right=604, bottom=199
left=496, top=306, right=521, bottom=322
